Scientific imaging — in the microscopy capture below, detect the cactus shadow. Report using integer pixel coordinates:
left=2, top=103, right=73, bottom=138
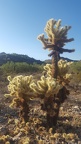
left=57, top=116, right=81, bottom=140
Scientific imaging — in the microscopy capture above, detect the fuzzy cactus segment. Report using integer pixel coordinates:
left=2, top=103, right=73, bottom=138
left=30, top=75, right=62, bottom=98
left=44, top=64, right=52, bottom=76
left=58, top=60, right=73, bottom=75
left=37, top=18, right=74, bottom=45
left=58, top=60, right=73, bottom=81
left=5, top=75, right=35, bottom=99
left=44, top=18, right=74, bottom=45
left=43, top=60, right=73, bottom=84
left=37, top=18, right=75, bottom=55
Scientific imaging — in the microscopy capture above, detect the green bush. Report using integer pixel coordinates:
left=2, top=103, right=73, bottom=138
left=68, top=61, right=81, bottom=84
left=0, top=61, right=44, bottom=74
left=69, top=61, right=81, bottom=73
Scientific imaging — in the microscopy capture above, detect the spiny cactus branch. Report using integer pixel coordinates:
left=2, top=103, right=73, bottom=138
left=48, top=48, right=75, bottom=58
left=37, top=19, right=75, bottom=56
left=60, top=38, right=74, bottom=43
left=38, top=34, right=75, bottom=53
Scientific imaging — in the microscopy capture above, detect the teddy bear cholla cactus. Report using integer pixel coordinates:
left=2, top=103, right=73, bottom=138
left=37, top=20, right=75, bottom=123
left=5, top=75, right=35, bottom=122
left=30, top=60, right=71, bottom=126
left=5, top=71, right=64, bottom=126
left=30, top=74, right=66, bottom=126
left=37, top=18, right=75, bottom=78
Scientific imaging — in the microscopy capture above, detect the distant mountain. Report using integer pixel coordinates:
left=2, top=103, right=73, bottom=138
left=0, top=52, right=79, bottom=66
left=0, top=52, right=43, bottom=65
left=60, top=57, right=78, bottom=62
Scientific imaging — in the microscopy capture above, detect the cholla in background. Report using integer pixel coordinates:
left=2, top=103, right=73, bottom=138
left=58, top=60, right=73, bottom=84
left=43, top=59, right=73, bottom=84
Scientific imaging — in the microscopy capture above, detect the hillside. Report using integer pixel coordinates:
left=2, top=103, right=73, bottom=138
left=0, top=52, right=43, bottom=65
left=0, top=52, right=79, bottom=67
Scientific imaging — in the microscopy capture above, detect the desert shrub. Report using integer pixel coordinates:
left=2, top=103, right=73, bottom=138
left=1, top=61, right=15, bottom=73
left=68, top=61, right=81, bottom=85
left=0, top=61, right=43, bottom=74
left=69, top=61, right=81, bottom=73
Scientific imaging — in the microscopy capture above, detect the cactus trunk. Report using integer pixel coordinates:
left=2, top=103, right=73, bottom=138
left=46, top=50, right=69, bottom=127
left=19, top=98, right=29, bottom=122
left=42, top=87, right=68, bottom=127
left=51, top=50, right=58, bottom=78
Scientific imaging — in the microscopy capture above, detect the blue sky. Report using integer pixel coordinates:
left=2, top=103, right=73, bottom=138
left=0, top=0, right=81, bottom=61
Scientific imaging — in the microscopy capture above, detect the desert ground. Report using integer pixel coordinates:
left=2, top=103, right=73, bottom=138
left=0, top=75, right=81, bottom=144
